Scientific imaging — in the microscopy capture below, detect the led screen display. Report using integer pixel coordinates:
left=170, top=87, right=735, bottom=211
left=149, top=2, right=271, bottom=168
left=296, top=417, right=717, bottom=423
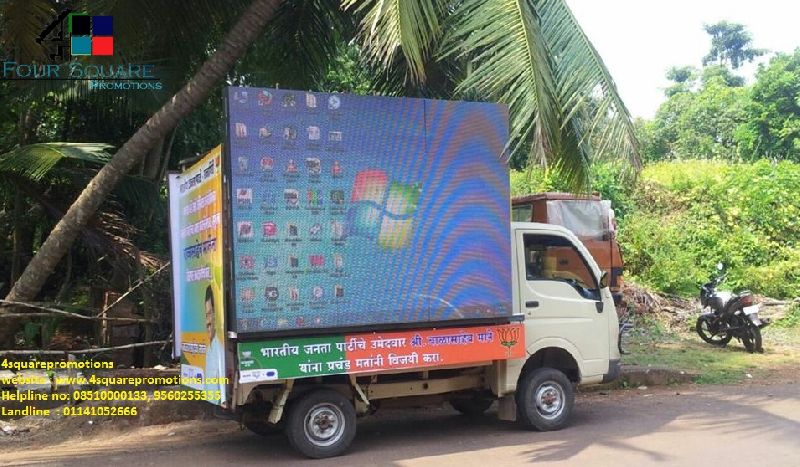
left=225, top=87, right=510, bottom=334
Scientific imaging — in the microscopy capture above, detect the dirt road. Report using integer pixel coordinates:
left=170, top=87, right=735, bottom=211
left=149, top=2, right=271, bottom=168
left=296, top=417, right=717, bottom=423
left=1, top=382, right=798, bottom=466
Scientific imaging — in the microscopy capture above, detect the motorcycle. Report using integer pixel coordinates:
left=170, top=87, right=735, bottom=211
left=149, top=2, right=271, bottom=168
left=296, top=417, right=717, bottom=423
left=695, top=263, right=769, bottom=353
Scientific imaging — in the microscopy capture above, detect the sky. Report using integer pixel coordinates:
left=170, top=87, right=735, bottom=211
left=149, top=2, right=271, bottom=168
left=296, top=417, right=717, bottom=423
left=566, top=0, right=800, bottom=118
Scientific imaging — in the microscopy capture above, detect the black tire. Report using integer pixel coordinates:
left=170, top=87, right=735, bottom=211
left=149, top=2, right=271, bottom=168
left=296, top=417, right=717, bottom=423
left=516, top=368, right=574, bottom=431
left=285, top=389, right=356, bottom=459
left=741, top=325, right=763, bottom=354
left=242, top=402, right=283, bottom=436
left=696, top=315, right=732, bottom=346
left=450, top=395, right=493, bottom=417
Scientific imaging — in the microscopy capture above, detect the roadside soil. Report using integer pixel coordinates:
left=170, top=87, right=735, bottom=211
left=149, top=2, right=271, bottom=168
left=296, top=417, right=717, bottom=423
left=1, top=380, right=798, bottom=466
left=1, top=362, right=797, bottom=455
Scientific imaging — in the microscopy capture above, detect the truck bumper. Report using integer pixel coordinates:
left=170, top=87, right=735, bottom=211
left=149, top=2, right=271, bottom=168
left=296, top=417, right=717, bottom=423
left=601, top=359, right=621, bottom=384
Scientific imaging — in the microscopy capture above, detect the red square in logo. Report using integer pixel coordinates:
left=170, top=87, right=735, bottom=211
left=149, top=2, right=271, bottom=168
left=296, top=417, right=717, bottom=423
left=92, top=36, right=113, bottom=56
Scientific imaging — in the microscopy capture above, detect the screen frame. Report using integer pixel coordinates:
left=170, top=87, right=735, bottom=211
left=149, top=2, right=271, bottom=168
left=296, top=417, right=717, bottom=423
left=222, top=87, right=514, bottom=339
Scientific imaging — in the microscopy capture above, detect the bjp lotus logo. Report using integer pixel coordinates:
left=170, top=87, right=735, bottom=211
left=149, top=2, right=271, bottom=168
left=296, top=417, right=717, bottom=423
left=497, top=326, right=521, bottom=357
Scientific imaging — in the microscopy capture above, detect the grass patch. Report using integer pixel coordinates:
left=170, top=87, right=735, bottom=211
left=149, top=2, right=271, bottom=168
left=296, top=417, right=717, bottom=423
left=773, top=304, right=800, bottom=328
left=621, top=317, right=800, bottom=385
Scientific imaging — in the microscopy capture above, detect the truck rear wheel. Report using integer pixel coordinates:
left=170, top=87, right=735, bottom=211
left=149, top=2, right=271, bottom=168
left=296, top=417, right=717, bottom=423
left=450, top=395, right=493, bottom=417
left=242, top=402, right=283, bottom=436
left=286, top=389, right=356, bottom=459
left=516, top=367, right=574, bottom=431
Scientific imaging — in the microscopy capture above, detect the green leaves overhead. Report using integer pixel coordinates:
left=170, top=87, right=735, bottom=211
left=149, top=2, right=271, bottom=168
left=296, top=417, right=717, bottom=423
left=0, top=142, right=113, bottom=181
left=443, top=0, right=641, bottom=187
left=344, top=0, right=445, bottom=84
left=445, top=0, right=560, bottom=168
left=240, top=0, right=352, bottom=89
left=347, top=0, right=640, bottom=189
left=542, top=0, right=640, bottom=178
left=0, top=0, right=55, bottom=61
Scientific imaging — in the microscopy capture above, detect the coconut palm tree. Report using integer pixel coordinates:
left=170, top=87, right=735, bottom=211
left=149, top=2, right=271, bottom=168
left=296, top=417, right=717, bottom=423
left=346, top=0, right=639, bottom=182
left=2, top=0, right=639, bottom=346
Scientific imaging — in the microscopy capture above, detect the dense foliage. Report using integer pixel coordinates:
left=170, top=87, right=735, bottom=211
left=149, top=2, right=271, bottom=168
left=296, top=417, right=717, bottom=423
left=640, top=43, right=800, bottom=163
left=619, top=160, right=800, bottom=298
left=639, top=68, right=750, bottom=161
left=738, top=50, right=800, bottom=160
left=622, top=24, right=800, bottom=298
left=513, top=159, right=800, bottom=299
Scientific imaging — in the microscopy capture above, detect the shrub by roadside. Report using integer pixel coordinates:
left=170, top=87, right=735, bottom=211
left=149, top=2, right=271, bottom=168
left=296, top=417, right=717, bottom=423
left=619, top=159, right=800, bottom=298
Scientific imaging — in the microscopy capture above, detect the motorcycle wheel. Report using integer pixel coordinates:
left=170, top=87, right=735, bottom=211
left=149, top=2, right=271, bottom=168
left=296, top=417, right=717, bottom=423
left=696, top=315, right=732, bottom=346
left=740, top=325, right=763, bottom=354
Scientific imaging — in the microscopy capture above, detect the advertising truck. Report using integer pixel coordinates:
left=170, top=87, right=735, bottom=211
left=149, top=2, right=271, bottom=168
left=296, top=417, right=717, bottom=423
left=168, top=87, right=620, bottom=459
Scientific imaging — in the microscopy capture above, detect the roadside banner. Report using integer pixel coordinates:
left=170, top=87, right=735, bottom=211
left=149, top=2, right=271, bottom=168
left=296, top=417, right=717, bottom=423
left=167, top=173, right=182, bottom=358
left=237, top=323, right=524, bottom=383
left=169, top=146, right=227, bottom=404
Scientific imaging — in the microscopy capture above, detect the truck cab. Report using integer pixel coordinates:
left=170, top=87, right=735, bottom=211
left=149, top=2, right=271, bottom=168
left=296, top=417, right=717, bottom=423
left=510, top=222, right=620, bottom=386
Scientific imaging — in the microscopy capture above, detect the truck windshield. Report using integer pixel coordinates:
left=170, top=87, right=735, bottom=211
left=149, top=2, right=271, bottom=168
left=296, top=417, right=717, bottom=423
left=523, top=234, right=600, bottom=300
left=512, top=205, right=532, bottom=222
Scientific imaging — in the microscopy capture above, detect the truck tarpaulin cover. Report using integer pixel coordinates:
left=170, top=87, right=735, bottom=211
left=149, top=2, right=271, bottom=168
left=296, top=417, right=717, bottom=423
left=225, top=88, right=510, bottom=334
left=545, top=199, right=612, bottom=240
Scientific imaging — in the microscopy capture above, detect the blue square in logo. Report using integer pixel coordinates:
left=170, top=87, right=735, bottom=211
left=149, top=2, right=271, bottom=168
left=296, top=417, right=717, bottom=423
left=71, top=36, right=91, bottom=55
left=92, top=16, right=113, bottom=36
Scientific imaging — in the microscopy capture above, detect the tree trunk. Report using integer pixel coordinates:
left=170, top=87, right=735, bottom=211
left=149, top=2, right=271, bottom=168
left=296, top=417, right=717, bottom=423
left=142, top=134, right=166, bottom=180
left=157, top=130, right=178, bottom=183
left=2, top=99, right=37, bottom=346
left=10, top=106, right=36, bottom=284
left=9, top=190, right=26, bottom=284
left=1, top=0, right=282, bottom=345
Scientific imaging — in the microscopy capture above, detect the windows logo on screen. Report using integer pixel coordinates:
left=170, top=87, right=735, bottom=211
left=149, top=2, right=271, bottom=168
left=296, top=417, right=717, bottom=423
left=346, top=170, right=420, bottom=249
left=69, top=14, right=113, bottom=56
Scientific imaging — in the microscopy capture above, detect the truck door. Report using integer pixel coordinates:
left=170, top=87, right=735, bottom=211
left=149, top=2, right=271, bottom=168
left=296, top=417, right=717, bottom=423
left=516, top=230, right=609, bottom=376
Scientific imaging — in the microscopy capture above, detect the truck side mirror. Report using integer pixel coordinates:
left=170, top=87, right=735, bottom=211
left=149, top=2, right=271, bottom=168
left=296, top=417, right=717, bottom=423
left=599, top=271, right=609, bottom=289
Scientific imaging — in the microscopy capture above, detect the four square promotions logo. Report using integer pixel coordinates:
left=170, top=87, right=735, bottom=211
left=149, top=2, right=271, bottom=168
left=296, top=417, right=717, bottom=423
left=69, top=14, right=113, bottom=56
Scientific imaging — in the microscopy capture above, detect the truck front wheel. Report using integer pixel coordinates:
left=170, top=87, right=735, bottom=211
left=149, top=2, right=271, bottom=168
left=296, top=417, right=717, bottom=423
left=516, top=368, right=574, bottom=431
left=286, top=389, right=356, bottom=459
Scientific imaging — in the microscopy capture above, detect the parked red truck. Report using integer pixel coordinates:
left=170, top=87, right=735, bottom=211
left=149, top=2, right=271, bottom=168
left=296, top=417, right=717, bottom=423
left=511, top=192, right=624, bottom=305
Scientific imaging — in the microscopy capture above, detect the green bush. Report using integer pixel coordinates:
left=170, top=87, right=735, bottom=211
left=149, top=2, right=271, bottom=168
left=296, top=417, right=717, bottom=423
left=619, top=159, right=800, bottom=298
left=510, top=167, right=572, bottom=196
left=745, top=248, right=800, bottom=298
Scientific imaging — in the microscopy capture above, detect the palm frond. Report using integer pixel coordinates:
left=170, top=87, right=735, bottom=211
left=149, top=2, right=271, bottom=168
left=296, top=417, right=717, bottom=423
left=0, top=142, right=113, bottom=181
left=535, top=0, right=640, bottom=173
left=0, top=0, right=55, bottom=61
left=441, top=0, right=639, bottom=190
left=237, top=0, right=352, bottom=89
left=344, top=0, right=445, bottom=84
left=114, top=174, right=161, bottom=213
left=443, top=0, right=561, bottom=168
